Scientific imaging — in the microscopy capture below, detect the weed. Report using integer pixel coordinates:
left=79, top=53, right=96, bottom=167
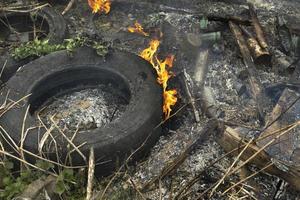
left=11, top=36, right=109, bottom=60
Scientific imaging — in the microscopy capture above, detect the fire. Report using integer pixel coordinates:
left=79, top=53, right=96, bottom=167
left=128, top=22, right=149, bottom=37
left=88, top=0, right=111, bottom=14
left=163, top=89, right=178, bottom=119
left=140, top=40, right=160, bottom=66
left=140, top=39, right=177, bottom=119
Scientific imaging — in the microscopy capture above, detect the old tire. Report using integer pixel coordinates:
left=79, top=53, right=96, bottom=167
left=0, top=6, right=67, bottom=84
left=0, top=47, right=162, bottom=175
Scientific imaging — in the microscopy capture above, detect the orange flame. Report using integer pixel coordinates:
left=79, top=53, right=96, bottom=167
left=128, top=21, right=149, bottom=37
left=88, top=0, right=111, bottom=14
left=140, top=39, right=177, bottom=119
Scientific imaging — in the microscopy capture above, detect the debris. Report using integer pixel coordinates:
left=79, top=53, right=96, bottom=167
left=248, top=3, right=268, bottom=49
left=17, top=175, right=57, bottom=200
left=272, top=49, right=295, bottom=74
left=186, top=32, right=221, bottom=48
left=88, top=0, right=111, bottom=14
left=240, top=25, right=271, bottom=66
left=207, top=15, right=251, bottom=26
left=229, top=21, right=269, bottom=123
left=181, top=69, right=200, bottom=123
left=141, top=119, right=219, bottom=191
left=217, top=126, right=300, bottom=191
left=257, top=64, right=300, bottom=165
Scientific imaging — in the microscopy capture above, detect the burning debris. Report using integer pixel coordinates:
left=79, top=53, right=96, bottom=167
left=139, top=39, right=177, bottom=119
left=88, top=0, right=111, bottom=14
left=127, top=21, right=178, bottom=119
left=127, top=21, right=149, bottom=37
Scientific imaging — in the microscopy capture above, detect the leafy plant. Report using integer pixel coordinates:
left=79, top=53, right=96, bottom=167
left=0, top=160, right=42, bottom=200
left=54, top=168, right=86, bottom=199
left=11, top=36, right=106, bottom=60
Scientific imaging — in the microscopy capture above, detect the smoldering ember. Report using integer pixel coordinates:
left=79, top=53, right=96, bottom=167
left=0, top=0, right=299, bottom=199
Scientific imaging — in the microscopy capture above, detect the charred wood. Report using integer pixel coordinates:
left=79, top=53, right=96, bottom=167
left=248, top=3, right=268, bottom=50
left=229, top=21, right=269, bottom=123
left=217, top=126, right=300, bottom=191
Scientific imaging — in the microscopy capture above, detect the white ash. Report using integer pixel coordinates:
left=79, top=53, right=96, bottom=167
left=40, top=86, right=127, bottom=132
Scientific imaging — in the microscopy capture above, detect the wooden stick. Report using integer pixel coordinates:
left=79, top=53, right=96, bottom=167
left=217, top=126, right=300, bottom=191
left=248, top=3, right=268, bottom=49
left=229, top=21, right=268, bottom=122
left=62, top=0, right=76, bottom=15
left=182, top=69, right=200, bottom=123
left=86, top=147, right=95, bottom=200
left=240, top=26, right=271, bottom=66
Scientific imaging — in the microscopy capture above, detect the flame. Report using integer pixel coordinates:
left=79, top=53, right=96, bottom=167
left=128, top=21, right=149, bottom=37
left=88, top=0, right=111, bottom=14
left=140, top=40, right=160, bottom=65
left=140, top=39, right=177, bottom=119
left=163, top=89, right=178, bottom=119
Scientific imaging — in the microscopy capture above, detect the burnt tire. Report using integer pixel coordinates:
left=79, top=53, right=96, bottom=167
left=0, top=7, right=67, bottom=83
left=0, top=47, right=162, bottom=176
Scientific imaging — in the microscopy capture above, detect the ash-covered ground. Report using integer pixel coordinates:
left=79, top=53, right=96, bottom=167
left=4, top=0, right=299, bottom=199
left=40, top=86, right=127, bottom=133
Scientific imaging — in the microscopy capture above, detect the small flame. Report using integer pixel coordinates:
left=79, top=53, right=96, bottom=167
left=163, top=89, right=178, bottom=119
left=140, top=40, right=160, bottom=66
left=88, top=0, right=111, bottom=14
left=128, top=21, right=149, bottom=37
left=140, top=39, right=177, bottom=119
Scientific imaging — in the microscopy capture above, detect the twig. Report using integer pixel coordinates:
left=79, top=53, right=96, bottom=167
left=50, top=116, right=87, bottom=162
left=197, top=121, right=299, bottom=199
left=174, top=148, right=237, bottom=200
left=62, top=0, right=76, bottom=15
left=227, top=121, right=299, bottom=177
left=159, top=179, right=163, bottom=200
left=99, top=97, right=208, bottom=199
left=0, top=60, right=7, bottom=80
left=19, top=147, right=88, bottom=169
left=86, top=147, right=95, bottom=200
left=100, top=121, right=163, bottom=199
left=0, top=93, right=31, bottom=117
left=209, top=138, right=254, bottom=197
left=128, top=178, right=147, bottom=200
left=0, top=4, right=49, bottom=13
left=182, top=69, right=200, bottom=122
left=20, top=106, right=30, bottom=170
left=0, top=149, right=57, bottom=177
left=143, top=119, right=218, bottom=191
left=222, top=162, right=273, bottom=195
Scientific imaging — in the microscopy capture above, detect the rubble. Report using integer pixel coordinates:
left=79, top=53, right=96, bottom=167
left=1, top=0, right=300, bottom=199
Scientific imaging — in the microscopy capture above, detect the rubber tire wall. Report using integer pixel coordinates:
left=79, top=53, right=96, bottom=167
left=0, top=47, right=163, bottom=176
left=0, top=7, right=67, bottom=83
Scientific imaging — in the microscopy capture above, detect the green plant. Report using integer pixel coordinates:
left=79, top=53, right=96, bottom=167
left=54, top=168, right=86, bottom=199
left=11, top=36, right=110, bottom=60
left=0, top=160, right=43, bottom=200
left=11, top=36, right=88, bottom=60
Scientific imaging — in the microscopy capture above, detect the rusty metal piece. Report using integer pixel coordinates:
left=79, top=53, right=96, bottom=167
left=248, top=3, right=268, bottom=49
